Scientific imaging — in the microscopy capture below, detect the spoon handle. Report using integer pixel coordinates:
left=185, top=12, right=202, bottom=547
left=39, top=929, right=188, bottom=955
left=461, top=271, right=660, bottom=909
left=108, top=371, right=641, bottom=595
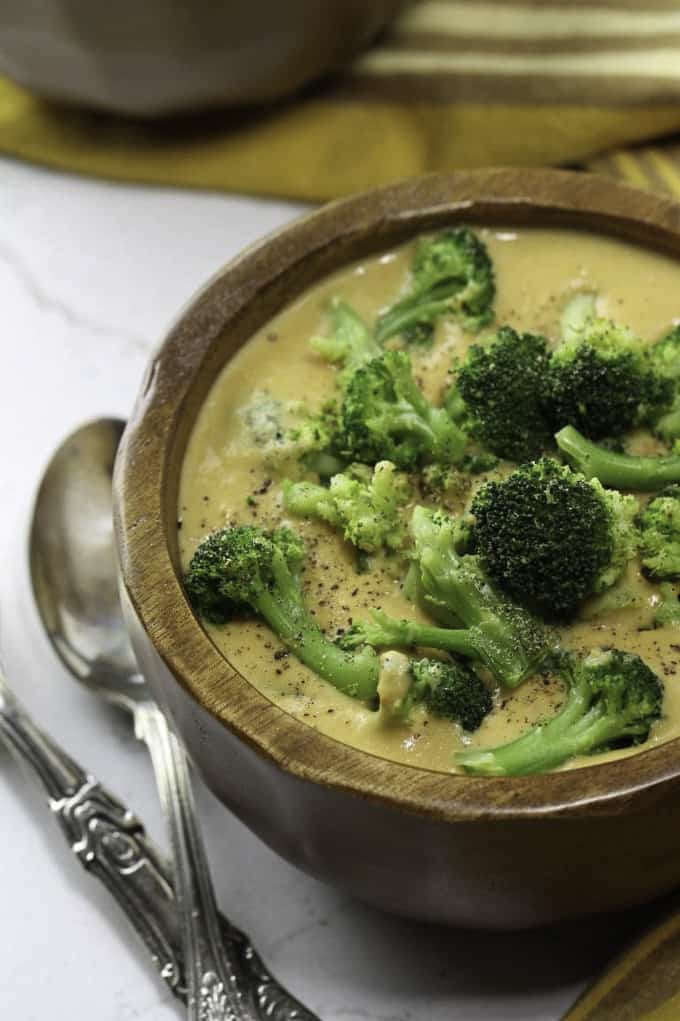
left=0, top=669, right=185, bottom=999
left=135, top=702, right=319, bottom=1021
left=0, top=672, right=318, bottom=1020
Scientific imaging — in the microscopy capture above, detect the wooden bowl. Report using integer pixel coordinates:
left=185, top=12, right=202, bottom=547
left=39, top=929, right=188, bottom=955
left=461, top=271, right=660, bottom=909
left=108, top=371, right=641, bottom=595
left=114, top=169, right=680, bottom=928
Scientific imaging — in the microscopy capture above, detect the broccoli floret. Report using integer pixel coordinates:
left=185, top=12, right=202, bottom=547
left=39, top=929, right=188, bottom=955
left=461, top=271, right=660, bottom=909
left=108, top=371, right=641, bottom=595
left=282, top=461, right=410, bottom=554
left=655, top=404, right=680, bottom=443
left=559, top=291, right=597, bottom=343
left=420, top=464, right=472, bottom=505
left=401, top=322, right=437, bottom=349
left=334, top=350, right=467, bottom=470
left=557, top=425, right=680, bottom=491
left=239, top=392, right=343, bottom=476
left=648, top=324, right=680, bottom=382
left=375, top=651, right=489, bottom=731
left=309, top=299, right=381, bottom=380
left=461, top=452, right=500, bottom=474
left=545, top=306, right=672, bottom=439
left=447, top=326, right=553, bottom=461
left=470, top=459, right=637, bottom=616
left=410, top=657, right=492, bottom=730
left=418, top=457, right=498, bottom=507
left=458, top=649, right=663, bottom=775
left=184, top=525, right=378, bottom=699
left=647, top=326, right=680, bottom=439
left=287, top=404, right=345, bottom=478
left=375, top=228, right=495, bottom=345
left=655, top=582, right=680, bottom=627
left=638, top=486, right=680, bottom=579
left=341, top=506, right=551, bottom=688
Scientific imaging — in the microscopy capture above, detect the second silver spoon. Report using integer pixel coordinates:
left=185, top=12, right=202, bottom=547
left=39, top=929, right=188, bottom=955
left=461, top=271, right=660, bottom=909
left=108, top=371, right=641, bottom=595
left=30, top=418, right=318, bottom=1021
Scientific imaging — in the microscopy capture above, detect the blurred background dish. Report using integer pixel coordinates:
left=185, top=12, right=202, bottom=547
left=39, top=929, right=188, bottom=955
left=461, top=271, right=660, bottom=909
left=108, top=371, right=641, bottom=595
left=0, top=0, right=404, bottom=117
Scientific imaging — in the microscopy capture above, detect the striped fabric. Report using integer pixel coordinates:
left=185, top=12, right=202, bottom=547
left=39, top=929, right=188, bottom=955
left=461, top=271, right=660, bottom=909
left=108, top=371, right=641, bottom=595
left=350, top=1, right=680, bottom=104
left=350, top=0, right=680, bottom=200
left=592, top=143, right=680, bottom=199
left=1, top=0, right=680, bottom=199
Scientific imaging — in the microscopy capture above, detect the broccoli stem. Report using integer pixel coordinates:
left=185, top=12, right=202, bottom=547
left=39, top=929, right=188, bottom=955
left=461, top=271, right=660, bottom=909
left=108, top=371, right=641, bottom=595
left=458, top=703, right=636, bottom=776
left=655, top=582, right=680, bottom=627
left=310, top=299, right=381, bottom=370
left=376, top=294, right=451, bottom=344
left=457, top=649, right=661, bottom=775
left=361, top=612, right=480, bottom=658
left=282, top=480, right=337, bottom=521
left=344, top=609, right=532, bottom=687
left=557, top=425, right=680, bottom=490
left=255, top=552, right=378, bottom=700
left=560, top=292, right=596, bottom=343
left=419, top=549, right=484, bottom=627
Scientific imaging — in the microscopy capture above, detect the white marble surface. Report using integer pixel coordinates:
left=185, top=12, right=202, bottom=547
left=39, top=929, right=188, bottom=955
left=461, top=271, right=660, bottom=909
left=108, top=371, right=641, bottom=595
left=0, top=157, right=658, bottom=1020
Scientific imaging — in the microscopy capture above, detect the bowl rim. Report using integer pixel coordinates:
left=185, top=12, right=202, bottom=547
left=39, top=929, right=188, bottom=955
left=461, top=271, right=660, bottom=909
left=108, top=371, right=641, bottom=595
left=114, top=167, right=680, bottom=823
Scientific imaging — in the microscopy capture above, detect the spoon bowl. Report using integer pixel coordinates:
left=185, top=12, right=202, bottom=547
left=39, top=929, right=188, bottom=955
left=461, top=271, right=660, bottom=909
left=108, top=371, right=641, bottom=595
left=29, top=418, right=144, bottom=708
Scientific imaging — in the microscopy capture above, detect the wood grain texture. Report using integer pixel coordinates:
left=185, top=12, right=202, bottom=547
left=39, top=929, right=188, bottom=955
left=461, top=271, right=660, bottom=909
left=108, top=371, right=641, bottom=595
left=114, top=169, right=680, bottom=925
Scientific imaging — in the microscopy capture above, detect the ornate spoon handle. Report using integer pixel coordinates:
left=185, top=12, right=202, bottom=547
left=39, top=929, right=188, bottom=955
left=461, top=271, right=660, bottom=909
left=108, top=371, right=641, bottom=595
left=136, top=703, right=269, bottom=1020
left=0, top=668, right=184, bottom=998
left=0, top=672, right=319, bottom=1020
left=137, top=703, right=320, bottom=1021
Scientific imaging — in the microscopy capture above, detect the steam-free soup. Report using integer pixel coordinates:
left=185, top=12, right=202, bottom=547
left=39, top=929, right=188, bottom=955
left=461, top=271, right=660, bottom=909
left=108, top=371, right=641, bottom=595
left=179, top=227, right=680, bottom=773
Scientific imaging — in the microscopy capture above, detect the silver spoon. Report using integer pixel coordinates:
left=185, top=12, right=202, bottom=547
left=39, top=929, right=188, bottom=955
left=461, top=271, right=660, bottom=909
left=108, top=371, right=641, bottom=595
left=29, top=418, right=318, bottom=1021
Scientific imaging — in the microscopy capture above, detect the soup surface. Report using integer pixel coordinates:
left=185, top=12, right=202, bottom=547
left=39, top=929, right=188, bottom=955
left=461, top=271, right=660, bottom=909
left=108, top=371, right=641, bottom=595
left=179, top=227, right=680, bottom=773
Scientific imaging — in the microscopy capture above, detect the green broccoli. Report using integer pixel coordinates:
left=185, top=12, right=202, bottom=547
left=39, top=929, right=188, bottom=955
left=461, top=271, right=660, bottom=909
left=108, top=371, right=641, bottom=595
left=375, top=651, right=492, bottom=730
left=559, top=291, right=597, bottom=344
left=544, top=302, right=671, bottom=439
left=648, top=323, right=680, bottom=382
left=309, top=299, right=381, bottom=380
left=419, top=455, right=498, bottom=505
left=654, top=404, right=680, bottom=443
left=334, top=350, right=467, bottom=470
left=557, top=425, right=680, bottom=491
left=239, top=391, right=344, bottom=476
left=457, top=649, right=663, bottom=776
left=655, top=582, right=680, bottom=627
left=470, top=459, right=637, bottom=616
left=375, top=228, right=495, bottom=345
left=446, top=326, right=553, bottom=462
left=184, top=525, right=378, bottom=699
left=282, top=461, right=410, bottom=554
left=419, top=464, right=472, bottom=506
left=341, top=506, right=550, bottom=688
left=415, top=657, right=492, bottom=730
left=638, top=486, right=680, bottom=579
left=460, top=452, right=500, bottom=474
left=647, top=325, right=680, bottom=439
left=400, top=322, right=438, bottom=349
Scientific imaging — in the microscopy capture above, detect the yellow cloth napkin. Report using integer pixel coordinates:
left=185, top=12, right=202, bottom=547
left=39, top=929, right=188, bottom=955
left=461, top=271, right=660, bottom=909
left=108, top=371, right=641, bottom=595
left=3, top=0, right=680, bottom=200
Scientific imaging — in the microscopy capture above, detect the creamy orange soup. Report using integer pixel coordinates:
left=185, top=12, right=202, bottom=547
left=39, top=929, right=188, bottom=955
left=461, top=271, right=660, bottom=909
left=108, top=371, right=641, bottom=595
left=179, top=228, right=680, bottom=773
